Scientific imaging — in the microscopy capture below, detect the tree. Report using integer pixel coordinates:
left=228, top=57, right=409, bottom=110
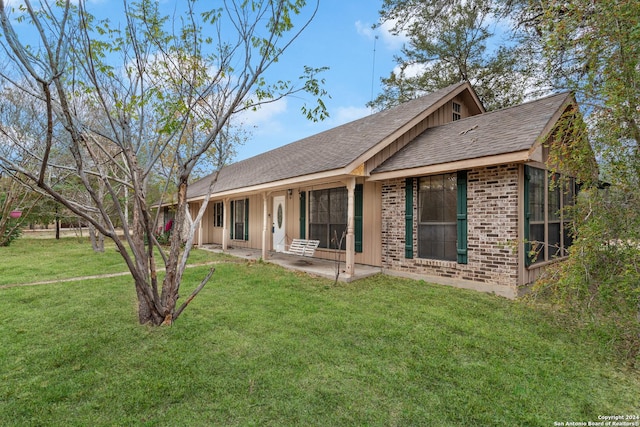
left=0, top=0, right=328, bottom=325
left=523, top=0, right=640, bottom=359
left=0, top=85, right=49, bottom=245
left=370, top=0, right=543, bottom=111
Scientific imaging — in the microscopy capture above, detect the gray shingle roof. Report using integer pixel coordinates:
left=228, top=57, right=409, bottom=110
left=187, top=82, right=469, bottom=198
left=371, top=92, right=572, bottom=174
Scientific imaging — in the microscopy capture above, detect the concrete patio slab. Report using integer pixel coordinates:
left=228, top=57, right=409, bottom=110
left=199, top=244, right=381, bottom=282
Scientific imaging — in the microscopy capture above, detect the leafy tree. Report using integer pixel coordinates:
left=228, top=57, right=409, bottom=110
left=525, top=0, right=640, bottom=360
left=0, top=0, right=328, bottom=325
left=370, top=0, right=543, bottom=111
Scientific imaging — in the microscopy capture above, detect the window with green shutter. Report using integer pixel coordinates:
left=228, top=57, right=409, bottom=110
left=405, top=178, right=414, bottom=259
left=417, top=172, right=468, bottom=263
left=418, top=173, right=457, bottom=261
left=229, top=201, right=235, bottom=240
left=309, top=187, right=347, bottom=249
left=299, top=191, right=306, bottom=239
left=456, top=171, right=468, bottom=264
left=244, top=198, right=249, bottom=241
left=355, top=184, right=363, bottom=253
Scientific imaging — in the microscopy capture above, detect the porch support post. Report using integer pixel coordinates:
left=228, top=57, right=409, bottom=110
left=345, top=177, right=356, bottom=278
left=196, top=203, right=203, bottom=246
left=222, top=198, right=229, bottom=251
left=262, top=192, right=269, bottom=260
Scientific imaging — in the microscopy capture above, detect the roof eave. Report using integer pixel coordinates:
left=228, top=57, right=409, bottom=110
left=527, top=93, right=576, bottom=158
left=186, top=167, right=352, bottom=202
left=368, top=150, right=531, bottom=181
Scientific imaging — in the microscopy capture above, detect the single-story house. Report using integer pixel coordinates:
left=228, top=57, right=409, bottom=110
left=176, top=81, right=589, bottom=298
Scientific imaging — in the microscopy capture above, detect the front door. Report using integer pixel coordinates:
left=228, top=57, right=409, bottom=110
left=272, top=195, right=286, bottom=252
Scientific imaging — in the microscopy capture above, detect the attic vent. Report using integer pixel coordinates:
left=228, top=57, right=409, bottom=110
left=453, top=102, right=461, bottom=121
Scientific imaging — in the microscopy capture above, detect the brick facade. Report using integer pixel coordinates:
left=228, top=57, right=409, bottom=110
left=381, top=164, right=520, bottom=293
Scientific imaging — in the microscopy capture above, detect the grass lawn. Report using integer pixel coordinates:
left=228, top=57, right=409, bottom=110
left=0, top=237, right=221, bottom=286
left=1, top=239, right=638, bottom=426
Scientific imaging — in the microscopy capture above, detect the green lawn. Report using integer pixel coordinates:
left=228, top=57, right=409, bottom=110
left=1, top=239, right=638, bottom=426
left=0, top=237, right=221, bottom=286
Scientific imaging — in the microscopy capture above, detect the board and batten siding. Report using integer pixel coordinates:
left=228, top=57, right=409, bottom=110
left=366, top=94, right=476, bottom=174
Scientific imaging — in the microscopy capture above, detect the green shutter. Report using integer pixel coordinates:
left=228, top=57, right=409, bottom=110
left=230, top=201, right=235, bottom=240
left=355, top=184, right=363, bottom=253
left=405, top=178, right=414, bottom=259
left=244, top=198, right=249, bottom=241
left=524, top=166, right=531, bottom=266
left=456, top=171, right=468, bottom=264
left=299, top=191, right=306, bottom=239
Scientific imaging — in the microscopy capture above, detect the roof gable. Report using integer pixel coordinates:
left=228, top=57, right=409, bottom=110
left=188, top=81, right=479, bottom=198
left=371, top=92, right=574, bottom=176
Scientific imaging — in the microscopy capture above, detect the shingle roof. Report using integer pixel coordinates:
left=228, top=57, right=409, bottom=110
left=187, top=82, right=469, bottom=198
left=371, top=91, right=572, bottom=174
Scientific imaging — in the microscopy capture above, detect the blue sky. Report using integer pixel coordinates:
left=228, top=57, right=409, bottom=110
left=234, top=0, right=403, bottom=161
left=4, top=0, right=403, bottom=162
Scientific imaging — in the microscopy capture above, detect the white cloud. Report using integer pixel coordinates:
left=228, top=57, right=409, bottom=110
left=333, top=105, right=371, bottom=125
left=377, top=19, right=407, bottom=50
left=355, top=19, right=406, bottom=51
left=355, top=20, right=375, bottom=39
left=393, top=62, right=429, bottom=79
left=238, top=98, right=289, bottom=133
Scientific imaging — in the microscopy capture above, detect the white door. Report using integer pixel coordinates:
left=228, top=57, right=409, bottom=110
left=272, top=196, right=286, bottom=252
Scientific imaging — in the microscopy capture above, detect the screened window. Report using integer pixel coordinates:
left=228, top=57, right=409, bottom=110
left=528, top=167, right=546, bottom=261
left=526, top=167, right=576, bottom=265
left=418, top=173, right=458, bottom=261
left=231, top=199, right=248, bottom=241
left=309, top=187, right=347, bottom=249
left=212, top=202, right=223, bottom=228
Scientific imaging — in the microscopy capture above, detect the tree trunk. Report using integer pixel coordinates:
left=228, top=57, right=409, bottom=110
left=88, top=223, right=105, bottom=252
left=160, top=179, right=189, bottom=325
left=134, top=279, right=163, bottom=325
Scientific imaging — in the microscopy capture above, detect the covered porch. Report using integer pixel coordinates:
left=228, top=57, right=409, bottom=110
left=199, top=244, right=381, bottom=283
left=189, top=173, right=382, bottom=280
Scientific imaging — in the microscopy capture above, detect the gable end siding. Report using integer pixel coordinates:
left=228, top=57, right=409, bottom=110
left=366, top=95, right=480, bottom=174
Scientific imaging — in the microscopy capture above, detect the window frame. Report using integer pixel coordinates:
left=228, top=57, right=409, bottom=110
left=212, top=201, right=224, bottom=228
left=416, top=172, right=467, bottom=263
left=452, top=101, right=461, bottom=121
left=230, top=198, right=249, bottom=241
left=308, top=187, right=347, bottom=250
left=525, top=166, right=576, bottom=265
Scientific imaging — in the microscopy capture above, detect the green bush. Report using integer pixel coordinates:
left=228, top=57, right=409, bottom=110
left=0, top=217, right=22, bottom=247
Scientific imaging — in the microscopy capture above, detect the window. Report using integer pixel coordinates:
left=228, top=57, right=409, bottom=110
left=525, top=166, right=576, bottom=265
left=418, top=173, right=458, bottom=261
left=230, top=199, right=248, bottom=241
left=452, top=102, right=461, bottom=121
left=212, top=202, right=223, bottom=228
left=309, top=187, right=347, bottom=249
left=528, top=167, right=546, bottom=261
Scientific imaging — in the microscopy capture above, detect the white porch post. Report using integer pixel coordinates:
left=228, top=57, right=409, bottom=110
left=262, top=192, right=269, bottom=260
left=222, top=198, right=229, bottom=251
left=345, top=177, right=356, bottom=277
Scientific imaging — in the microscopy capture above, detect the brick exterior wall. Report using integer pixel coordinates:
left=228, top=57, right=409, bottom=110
left=381, top=164, right=520, bottom=291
